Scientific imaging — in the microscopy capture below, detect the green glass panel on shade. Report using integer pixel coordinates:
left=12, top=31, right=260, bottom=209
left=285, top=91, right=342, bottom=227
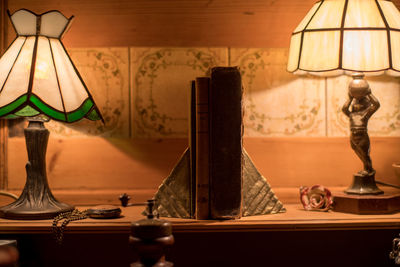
left=0, top=94, right=99, bottom=122
left=0, top=95, right=27, bottom=117
left=87, top=108, right=101, bottom=121
left=30, top=94, right=66, bottom=121
left=66, top=98, right=94, bottom=122
left=14, top=105, right=40, bottom=117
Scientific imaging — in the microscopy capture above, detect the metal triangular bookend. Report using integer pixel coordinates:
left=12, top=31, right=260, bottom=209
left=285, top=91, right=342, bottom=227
left=152, top=148, right=285, bottom=219
left=153, top=148, right=192, bottom=219
left=242, top=149, right=286, bottom=216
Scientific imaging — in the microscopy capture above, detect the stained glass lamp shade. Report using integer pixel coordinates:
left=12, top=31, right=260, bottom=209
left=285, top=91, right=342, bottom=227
left=287, top=0, right=400, bottom=76
left=0, top=9, right=102, bottom=121
left=0, top=9, right=103, bottom=219
left=287, top=0, right=400, bottom=195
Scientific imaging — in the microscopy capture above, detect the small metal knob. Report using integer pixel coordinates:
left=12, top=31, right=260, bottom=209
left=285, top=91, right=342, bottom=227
left=119, top=193, right=148, bottom=207
left=119, top=193, right=131, bottom=207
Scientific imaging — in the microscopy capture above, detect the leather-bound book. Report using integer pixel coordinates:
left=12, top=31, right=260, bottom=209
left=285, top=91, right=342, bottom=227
left=195, top=77, right=211, bottom=219
left=209, top=67, right=243, bottom=219
left=189, top=80, right=196, bottom=218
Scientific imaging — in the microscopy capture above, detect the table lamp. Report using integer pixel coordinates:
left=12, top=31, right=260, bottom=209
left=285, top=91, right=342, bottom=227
left=0, top=9, right=103, bottom=219
left=287, top=0, right=400, bottom=195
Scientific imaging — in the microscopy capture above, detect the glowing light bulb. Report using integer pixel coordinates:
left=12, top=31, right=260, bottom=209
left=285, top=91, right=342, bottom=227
left=34, top=59, right=49, bottom=80
left=344, top=35, right=354, bottom=52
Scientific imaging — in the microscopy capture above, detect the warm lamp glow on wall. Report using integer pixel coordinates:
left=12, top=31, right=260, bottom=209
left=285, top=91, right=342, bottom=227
left=0, top=9, right=103, bottom=219
left=288, top=0, right=400, bottom=196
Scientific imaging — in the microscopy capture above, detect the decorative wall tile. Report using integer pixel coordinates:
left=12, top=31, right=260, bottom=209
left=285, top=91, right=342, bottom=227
left=327, top=75, right=400, bottom=137
left=46, top=47, right=130, bottom=138
left=230, top=48, right=326, bottom=137
left=130, top=47, right=228, bottom=138
left=9, top=45, right=397, bottom=140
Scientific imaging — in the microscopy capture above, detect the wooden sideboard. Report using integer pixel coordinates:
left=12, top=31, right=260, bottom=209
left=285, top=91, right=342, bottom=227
left=0, top=204, right=399, bottom=267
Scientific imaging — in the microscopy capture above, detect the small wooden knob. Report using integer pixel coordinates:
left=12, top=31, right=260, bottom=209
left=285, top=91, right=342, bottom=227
left=0, top=240, right=18, bottom=267
left=130, top=200, right=174, bottom=267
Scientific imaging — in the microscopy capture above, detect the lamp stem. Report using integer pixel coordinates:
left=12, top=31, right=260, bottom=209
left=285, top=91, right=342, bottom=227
left=0, top=119, right=73, bottom=219
left=342, top=73, right=383, bottom=195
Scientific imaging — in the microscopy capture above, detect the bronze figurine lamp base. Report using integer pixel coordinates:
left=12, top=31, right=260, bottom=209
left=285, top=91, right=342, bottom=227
left=0, top=118, right=74, bottom=219
left=341, top=73, right=383, bottom=195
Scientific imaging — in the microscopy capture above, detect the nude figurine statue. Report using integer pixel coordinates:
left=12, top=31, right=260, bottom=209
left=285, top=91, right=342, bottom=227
left=341, top=73, right=380, bottom=176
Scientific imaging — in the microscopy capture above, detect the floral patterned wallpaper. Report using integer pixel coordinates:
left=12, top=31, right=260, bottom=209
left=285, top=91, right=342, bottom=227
left=9, top=46, right=400, bottom=138
left=47, top=47, right=130, bottom=138
left=130, top=48, right=227, bottom=138
left=231, top=48, right=325, bottom=137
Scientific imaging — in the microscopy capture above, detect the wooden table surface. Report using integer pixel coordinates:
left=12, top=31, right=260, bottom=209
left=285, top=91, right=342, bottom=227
left=1, top=204, right=400, bottom=234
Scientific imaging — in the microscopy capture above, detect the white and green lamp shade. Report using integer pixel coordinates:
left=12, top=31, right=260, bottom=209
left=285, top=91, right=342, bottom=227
left=0, top=9, right=103, bottom=122
left=287, top=0, right=400, bottom=77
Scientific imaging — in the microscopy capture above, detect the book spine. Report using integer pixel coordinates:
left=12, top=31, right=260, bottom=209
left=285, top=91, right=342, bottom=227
left=209, top=67, right=243, bottom=219
left=189, top=80, right=196, bottom=218
left=195, top=77, right=211, bottom=220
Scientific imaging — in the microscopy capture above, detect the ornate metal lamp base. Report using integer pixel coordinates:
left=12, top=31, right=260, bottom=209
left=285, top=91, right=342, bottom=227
left=0, top=198, right=73, bottom=220
left=345, top=171, right=383, bottom=195
left=0, top=120, right=74, bottom=220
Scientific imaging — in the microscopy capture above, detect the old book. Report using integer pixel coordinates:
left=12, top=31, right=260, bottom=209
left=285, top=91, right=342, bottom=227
left=189, top=80, right=196, bottom=218
left=195, top=77, right=211, bottom=219
left=209, top=67, right=243, bottom=219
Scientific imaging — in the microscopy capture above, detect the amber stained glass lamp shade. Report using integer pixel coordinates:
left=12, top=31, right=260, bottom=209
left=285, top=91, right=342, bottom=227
left=287, top=0, right=400, bottom=195
left=0, top=9, right=103, bottom=219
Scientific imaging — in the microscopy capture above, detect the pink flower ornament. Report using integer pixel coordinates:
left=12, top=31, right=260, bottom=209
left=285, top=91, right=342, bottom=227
left=300, top=185, right=333, bottom=212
